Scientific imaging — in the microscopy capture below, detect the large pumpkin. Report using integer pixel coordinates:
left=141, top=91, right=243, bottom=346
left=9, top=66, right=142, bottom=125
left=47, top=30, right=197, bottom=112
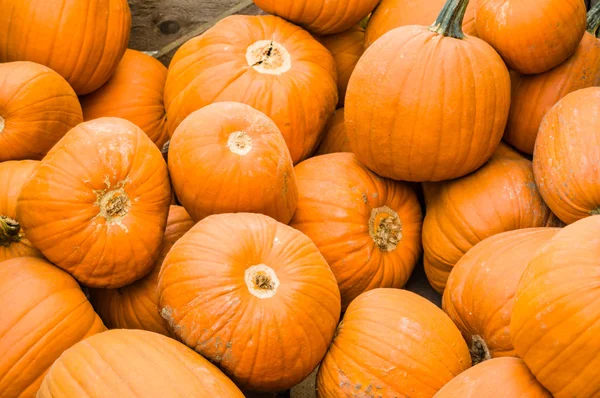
left=168, top=102, right=298, bottom=224
left=511, top=216, right=600, bottom=398
left=80, top=49, right=169, bottom=149
left=314, top=108, right=351, bottom=155
left=158, top=212, right=341, bottom=392
left=37, top=329, right=244, bottom=397
left=443, top=228, right=560, bottom=363
left=0, top=61, right=83, bottom=162
left=475, top=0, right=586, bottom=74
left=423, top=144, right=562, bottom=293
left=290, top=153, right=422, bottom=309
left=164, top=15, right=338, bottom=164
left=0, top=0, right=131, bottom=95
left=317, top=289, right=471, bottom=397
left=16, top=118, right=171, bottom=288
left=0, top=257, right=105, bottom=396
left=346, top=0, right=510, bottom=182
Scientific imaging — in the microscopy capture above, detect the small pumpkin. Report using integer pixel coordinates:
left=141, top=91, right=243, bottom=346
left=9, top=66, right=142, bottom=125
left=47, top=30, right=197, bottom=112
left=0, top=257, right=105, bottom=396
left=314, top=108, right=351, bottom=155
left=158, top=212, right=341, bottom=392
left=0, top=61, right=83, bottom=162
left=16, top=117, right=171, bottom=288
left=290, top=153, right=422, bottom=309
left=510, top=215, right=600, bottom=398
left=80, top=49, right=169, bottom=149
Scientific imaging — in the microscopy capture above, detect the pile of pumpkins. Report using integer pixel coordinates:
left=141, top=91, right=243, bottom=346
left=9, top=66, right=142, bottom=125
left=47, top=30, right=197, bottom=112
left=0, top=0, right=599, bottom=396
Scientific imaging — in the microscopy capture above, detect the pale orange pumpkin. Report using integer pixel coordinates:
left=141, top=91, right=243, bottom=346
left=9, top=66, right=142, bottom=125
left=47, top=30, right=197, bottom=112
left=314, top=109, right=351, bottom=155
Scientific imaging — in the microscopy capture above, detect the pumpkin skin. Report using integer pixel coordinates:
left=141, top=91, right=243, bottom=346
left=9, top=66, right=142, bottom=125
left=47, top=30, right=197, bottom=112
left=442, top=228, right=559, bottom=363
left=0, top=61, right=83, bottom=162
left=80, top=49, right=169, bottom=149
left=164, top=15, right=338, bottom=164
left=16, top=117, right=171, bottom=289
left=37, top=329, right=245, bottom=397
left=0, top=257, right=105, bottom=396
left=423, top=144, right=562, bottom=294
left=168, top=102, right=298, bottom=224
left=510, top=216, right=600, bottom=398
left=314, top=108, right=351, bottom=155
left=90, top=206, right=194, bottom=336
left=290, top=153, right=422, bottom=309
left=317, top=289, right=471, bottom=397
left=158, top=212, right=341, bottom=392
left=475, top=0, right=586, bottom=75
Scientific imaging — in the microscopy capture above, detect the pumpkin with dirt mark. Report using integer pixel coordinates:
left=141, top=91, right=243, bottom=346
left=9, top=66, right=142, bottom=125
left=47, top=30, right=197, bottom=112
left=314, top=109, right=352, bottom=155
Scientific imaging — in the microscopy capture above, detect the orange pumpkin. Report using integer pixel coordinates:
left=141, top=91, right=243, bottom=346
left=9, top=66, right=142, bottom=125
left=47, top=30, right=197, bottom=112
left=90, top=206, right=194, bottom=336
left=475, top=0, right=586, bottom=75
left=164, top=15, right=338, bottom=164
left=80, top=49, right=169, bottom=149
left=423, top=144, right=562, bottom=293
left=511, top=216, right=600, bottom=398
left=0, top=257, right=105, bottom=396
left=533, top=87, right=600, bottom=224
left=290, top=153, right=422, bottom=309
left=314, top=108, right=351, bottom=155
left=37, top=329, right=245, bottom=397
left=346, top=0, right=510, bottom=182
left=158, top=212, right=341, bottom=392
left=0, top=61, right=83, bottom=162
left=16, top=118, right=171, bottom=288
left=317, top=289, right=471, bottom=397
left=443, top=228, right=560, bottom=363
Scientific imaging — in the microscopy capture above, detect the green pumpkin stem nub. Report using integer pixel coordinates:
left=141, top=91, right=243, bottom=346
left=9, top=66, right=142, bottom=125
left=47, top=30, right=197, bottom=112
left=0, top=215, right=21, bottom=247
left=587, top=2, right=600, bottom=38
left=430, top=0, right=470, bottom=39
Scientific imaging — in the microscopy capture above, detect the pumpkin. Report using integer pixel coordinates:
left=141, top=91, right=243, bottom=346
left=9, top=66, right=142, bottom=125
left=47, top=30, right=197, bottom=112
left=317, top=289, right=471, bottom=397
left=16, top=117, right=171, bottom=288
left=443, top=228, right=560, bottom=363
left=510, top=215, right=600, bottom=398
left=0, top=257, right=105, bottom=396
left=0, top=61, right=83, bottom=162
left=37, top=329, right=244, bottom=397
left=423, top=144, right=562, bottom=293
left=434, top=357, right=551, bottom=398
left=164, top=15, right=338, bottom=164
left=346, top=0, right=510, bottom=182
left=80, top=49, right=169, bottom=149
left=158, top=212, right=341, bottom=392
left=290, top=153, right=422, bottom=309
left=314, top=108, right=351, bottom=155
left=533, top=87, right=600, bottom=224
left=475, top=0, right=586, bottom=75
left=90, top=206, right=194, bottom=336
left=0, top=0, right=131, bottom=95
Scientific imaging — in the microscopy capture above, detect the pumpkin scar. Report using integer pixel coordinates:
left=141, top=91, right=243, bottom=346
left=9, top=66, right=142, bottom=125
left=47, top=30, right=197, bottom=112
left=369, top=206, right=403, bottom=252
left=0, top=116, right=4, bottom=133
left=93, top=178, right=131, bottom=232
left=246, top=40, right=292, bottom=75
left=245, top=264, right=279, bottom=299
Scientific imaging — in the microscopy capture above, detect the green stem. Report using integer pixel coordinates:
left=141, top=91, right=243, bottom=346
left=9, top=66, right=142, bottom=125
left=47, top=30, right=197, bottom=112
left=429, top=0, right=470, bottom=39
left=587, top=1, right=600, bottom=38
left=0, top=215, right=21, bottom=247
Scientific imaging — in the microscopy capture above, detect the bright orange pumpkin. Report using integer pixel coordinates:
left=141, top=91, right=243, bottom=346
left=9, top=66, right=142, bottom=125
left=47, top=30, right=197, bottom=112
left=511, top=216, right=600, bottom=398
left=0, top=257, right=105, bottom=396
left=290, top=153, right=422, bottom=309
left=314, top=108, right=351, bottom=155
left=158, top=212, right=341, bottom=392
left=80, top=49, right=169, bottom=149
left=17, top=117, right=171, bottom=288
left=0, top=61, right=83, bottom=162
left=164, top=15, right=338, bottom=164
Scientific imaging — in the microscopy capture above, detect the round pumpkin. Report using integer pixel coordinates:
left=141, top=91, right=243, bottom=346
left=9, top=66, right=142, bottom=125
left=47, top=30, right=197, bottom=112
left=475, top=0, right=586, bottom=75
left=16, top=117, right=171, bottom=288
left=0, top=257, right=105, bottom=396
left=317, top=289, right=471, bottom=397
left=346, top=0, right=510, bottom=182
left=443, top=228, right=560, bottom=363
left=290, top=153, right=422, bottom=309
left=90, top=206, right=194, bottom=336
left=434, top=357, right=551, bottom=398
left=314, top=108, right=351, bottom=155
left=0, top=61, right=83, bottom=162
left=510, top=215, right=600, bottom=398
left=158, top=212, right=341, bottom=392
left=168, top=102, right=298, bottom=224
left=80, top=49, right=169, bottom=149
left=423, top=144, right=562, bottom=294
left=533, top=87, right=600, bottom=224
left=37, top=329, right=244, bottom=397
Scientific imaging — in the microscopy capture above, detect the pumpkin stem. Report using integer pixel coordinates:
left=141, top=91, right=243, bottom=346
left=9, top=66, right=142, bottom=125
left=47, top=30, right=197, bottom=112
left=587, top=2, right=600, bottom=38
left=369, top=206, right=402, bottom=252
left=161, top=140, right=170, bottom=162
left=245, top=264, right=280, bottom=299
left=590, top=208, right=600, bottom=215
left=0, top=215, right=21, bottom=247
left=0, top=116, right=5, bottom=133
left=358, top=15, right=370, bottom=30
left=470, top=335, right=492, bottom=365
left=429, top=0, right=470, bottom=39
